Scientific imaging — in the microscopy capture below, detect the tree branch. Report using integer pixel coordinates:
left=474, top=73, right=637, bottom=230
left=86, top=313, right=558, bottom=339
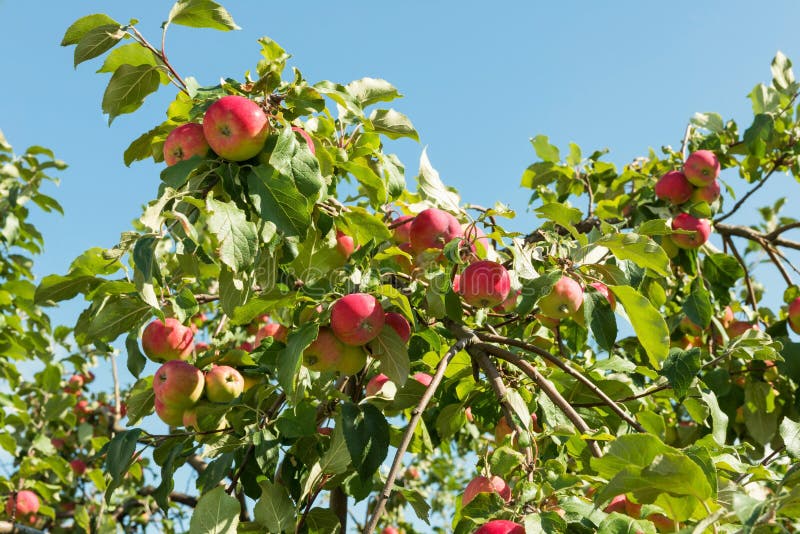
left=0, top=522, right=44, bottom=534
left=723, top=235, right=758, bottom=311
left=714, top=157, right=786, bottom=224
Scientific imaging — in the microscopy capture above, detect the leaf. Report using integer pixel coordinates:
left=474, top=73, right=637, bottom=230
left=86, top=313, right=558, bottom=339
left=189, top=487, right=240, bottom=534
left=253, top=480, right=294, bottom=533
left=369, top=327, right=410, bottom=388
left=700, top=390, right=729, bottom=446
left=248, top=165, right=312, bottom=238
left=35, top=274, right=99, bottom=305
left=610, top=285, right=669, bottom=367
left=278, top=323, right=319, bottom=397
left=125, top=333, right=147, bottom=378
left=102, top=64, right=161, bottom=124
left=659, top=348, right=701, bottom=400
left=206, top=198, right=258, bottom=272
left=771, top=51, right=796, bottom=92
left=346, top=77, right=401, bottom=107
left=520, top=161, right=572, bottom=188
left=584, top=288, right=617, bottom=351
left=168, top=0, right=240, bottom=31
left=83, top=295, right=151, bottom=344
left=691, top=112, right=725, bottom=133
left=535, top=202, right=583, bottom=240
left=780, top=417, right=800, bottom=458
left=218, top=267, right=249, bottom=316
left=531, top=134, right=560, bottom=162
left=97, top=42, right=169, bottom=84
left=304, top=508, right=340, bottom=533
left=683, top=279, right=712, bottom=328
left=596, top=233, right=670, bottom=277
left=368, top=108, right=419, bottom=141
left=267, top=128, right=325, bottom=199
left=319, top=422, right=351, bottom=475
left=62, top=13, right=120, bottom=46
left=124, top=124, right=171, bottom=166
left=743, top=113, right=774, bottom=158
left=598, top=513, right=657, bottom=534
left=104, top=429, right=141, bottom=498
left=341, top=402, right=390, bottom=481
left=416, top=148, right=461, bottom=213
left=125, top=377, right=154, bottom=426
left=73, top=24, right=124, bottom=67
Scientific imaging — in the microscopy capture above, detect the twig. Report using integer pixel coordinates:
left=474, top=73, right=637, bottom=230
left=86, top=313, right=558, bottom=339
left=0, top=521, right=44, bottom=534
left=110, top=351, right=122, bottom=424
left=734, top=445, right=786, bottom=485
left=715, top=158, right=785, bottom=224
left=681, top=123, right=693, bottom=159
left=723, top=235, right=758, bottom=311
left=127, top=26, right=187, bottom=93
left=761, top=244, right=793, bottom=286
left=212, top=314, right=229, bottom=338
left=716, top=222, right=800, bottom=250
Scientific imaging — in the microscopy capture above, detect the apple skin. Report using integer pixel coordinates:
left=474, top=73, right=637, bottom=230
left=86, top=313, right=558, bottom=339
left=671, top=213, right=711, bottom=249
left=153, top=360, right=204, bottom=408
left=366, top=373, right=393, bottom=397
left=141, top=318, right=195, bottom=362
left=67, top=374, right=84, bottom=391
left=647, top=513, right=676, bottom=532
left=205, top=365, right=245, bottom=403
left=255, top=322, right=288, bottom=346
left=392, top=215, right=415, bottom=243
left=70, top=459, right=87, bottom=476
left=473, top=520, right=525, bottom=534
left=654, top=171, right=693, bottom=205
left=336, top=231, right=355, bottom=259
left=202, top=95, right=269, bottom=161
left=154, top=397, right=185, bottom=426
left=538, top=276, right=584, bottom=319
left=690, top=179, right=721, bottom=203
left=726, top=320, right=759, bottom=338
left=330, top=293, right=385, bottom=346
left=5, top=490, right=39, bottom=524
left=409, top=208, right=463, bottom=253
left=381, top=528, right=400, bottom=534
left=588, top=282, right=616, bottom=310
left=413, top=372, right=433, bottom=386
left=462, top=475, right=512, bottom=507
left=459, top=261, right=511, bottom=308
left=603, top=494, right=641, bottom=517
left=684, top=149, right=720, bottom=186
left=303, top=327, right=366, bottom=375
left=493, top=290, right=520, bottom=313
left=788, top=297, right=800, bottom=334
left=384, top=312, right=411, bottom=343
left=163, top=123, right=210, bottom=166
left=291, top=126, right=315, bottom=155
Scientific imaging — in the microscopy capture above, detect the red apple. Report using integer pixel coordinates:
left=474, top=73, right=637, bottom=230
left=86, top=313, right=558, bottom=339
left=588, top=281, right=616, bottom=310
left=255, top=322, right=288, bottom=346
left=462, top=475, right=512, bottom=507
left=603, top=494, right=641, bottom=517
left=413, top=372, right=433, bottom=387
left=465, top=406, right=474, bottom=423
left=671, top=213, right=711, bottom=249
left=384, top=312, right=411, bottom=343
left=409, top=208, right=463, bottom=253
left=459, top=261, right=511, bottom=308
left=381, top=528, right=400, bottom=534
left=202, top=95, right=269, bottom=161
left=336, top=230, right=355, bottom=259
left=647, top=513, right=676, bottom=532
left=366, top=374, right=393, bottom=397
left=303, top=327, right=366, bottom=375
left=721, top=306, right=735, bottom=328
left=152, top=360, right=204, bottom=408
left=74, top=399, right=91, bottom=416
left=473, top=520, right=525, bottom=534
left=51, top=438, right=66, bottom=450
left=154, top=397, right=185, bottom=426
left=654, top=171, right=692, bottom=205
left=538, top=276, right=583, bottom=319
left=67, top=374, right=84, bottom=391
left=493, top=290, right=520, bottom=313
left=5, top=490, right=39, bottom=524
left=70, top=459, right=87, bottom=476
left=726, top=320, right=759, bottom=338
left=330, top=293, right=385, bottom=346
left=462, top=223, right=492, bottom=257
left=690, top=179, right=721, bottom=203
left=163, top=123, right=209, bottom=166
left=684, top=149, right=720, bottom=186
left=788, top=297, right=800, bottom=334
left=205, top=365, right=245, bottom=403
left=392, top=214, right=415, bottom=243
left=141, top=318, right=195, bottom=362
left=291, top=126, right=315, bottom=155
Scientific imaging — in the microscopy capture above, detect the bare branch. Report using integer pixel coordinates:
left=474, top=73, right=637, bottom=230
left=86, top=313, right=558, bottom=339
left=714, top=157, right=786, bottom=224
left=723, top=235, right=758, bottom=311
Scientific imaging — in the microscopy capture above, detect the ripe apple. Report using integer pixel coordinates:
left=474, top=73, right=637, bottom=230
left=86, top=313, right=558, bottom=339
left=462, top=475, right=512, bottom=507
left=141, top=318, right=195, bottom=362
left=384, top=312, right=411, bottom=343
left=70, top=459, right=87, bottom=476
left=493, top=290, right=520, bottom=313
left=366, top=374, right=392, bottom=396
left=671, top=213, right=711, bottom=249
left=291, top=126, right=315, bottom=155
left=51, top=438, right=66, bottom=449
left=647, top=513, right=676, bottom=532
left=163, top=123, right=210, bottom=166
left=335, top=344, right=367, bottom=376
left=255, top=322, right=288, bottom=346
left=654, top=171, right=693, bottom=205
left=330, top=293, right=385, bottom=346
left=74, top=399, right=91, bottom=416
left=5, top=490, right=39, bottom=524
left=721, top=306, right=735, bottom=328
left=473, top=520, right=525, bottom=534
left=392, top=214, right=415, bottom=243
left=462, top=223, right=492, bottom=257
left=603, top=494, right=641, bottom=517
left=788, top=297, right=800, bottom=334
left=67, top=374, right=84, bottom=391
left=538, top=276, right=584, bottom=319
left=152, top=360, right=204, bottom=408
left=205, top=365, right=245, bottom=403
left=459, top=261, right=511, bottom=308
left=726, top=320, right=759, bottom=338
left=202, top=95, right=269, bottom=161
left=465, top=406, right=474, bottom=423
left=154, top=397, right=185, bottom=426
left=409, top=208, right=463, bottom=253
left=684, top=149, right=720, bottom=186
left=303, top=327, right=366, bottom=374
left=381, top=528, right=400, bottom=534
left=690, top=179, right=721, bottom=203
left=413, top=372, right=433, bottom=387
left=336, top=230, right=355, bottom=259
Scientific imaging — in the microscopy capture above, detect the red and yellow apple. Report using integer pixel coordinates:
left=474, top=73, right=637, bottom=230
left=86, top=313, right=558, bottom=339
left=459, top=261, right=511, bottom=308
left=671, top=213, right=711, bottom=249
left=205, top=365, right=245, bottom=403
left=654, top=171, right=692, bottom=205
left=462, top=475, right=511, bottom=507
left=141, top=318, right=195, bottom=362
left=330, top=293, right=385, bottom=346
left=5, top=490, right=39, bottom=524
left=163, top=123, right=209, bottom=166
left=684, top=149, right=720, bottom=186
left=152, top=360, right=204, bottom=408
left=538, top=276, right=583, bottom=319
left=202, top=95, right=269, bottom=161
left=384, top=312, right=411, bottom=343
left=409, top=208, right=462, bottom=253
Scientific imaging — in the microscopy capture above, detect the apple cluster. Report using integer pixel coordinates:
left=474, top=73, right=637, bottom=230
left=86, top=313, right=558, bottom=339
left=4, top=490, right=40, bottom=525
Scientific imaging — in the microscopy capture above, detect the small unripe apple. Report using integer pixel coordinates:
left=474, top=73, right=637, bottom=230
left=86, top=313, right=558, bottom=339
left=473, top=520, right=525, bottom=534
left=459, top=261, right=511, bottom=308
left=336, top=344, right=368, bottom=375
left=538, top=276, right=583, bottom=319
left=203, top=95, right=269, bottom=161
left=654, top=171, right=692, bottom=204
left=690, top=179, right=721, bottom=203
left=141, top=318, right=195, bottom=362
left=336, top=230, right=355, bottom=259
left=409, top=208, right=463, bottom=253
left=392, top=214, right=415, bottom=243
left=70, top=459, right=87, bottom=476
left=163, top=123, right=209, bottom=166
left=154, top=397, right=185, bottom=426
left=153, top=360, right=204, bottom=408
left=462, top=475, right=511, bottom=507
left=291, top=126, right=315, bottom=155
left=5, top=490, right=39, bottom=524
left=330, top=293, right=385, bottom=346
left=255, top=322, right=288, bottom=346
left=671, top=213, right=711, bottom=249
left=788, top=297, right=800, bottom=334
left=205, top=365, right=245, bottom=403
left=413, top=372, right=433, bottom=387
left=384, top=312, right=411, bottom=343
left=684, top=149, right=720, bottom=186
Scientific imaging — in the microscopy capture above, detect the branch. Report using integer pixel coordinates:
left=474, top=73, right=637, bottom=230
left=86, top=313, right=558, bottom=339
left=714, top=157, right=786, bottom=224
left=0, top=522, right=44, bottom=534
left=110, top=351, right=122, bottom=425
left=723, top=235, right=758, bottom=311
left=363, top=335, right=474, bottom=534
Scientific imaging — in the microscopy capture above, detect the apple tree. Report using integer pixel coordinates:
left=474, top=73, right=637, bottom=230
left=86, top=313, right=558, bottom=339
left=5, top=1, right=800, bottom=532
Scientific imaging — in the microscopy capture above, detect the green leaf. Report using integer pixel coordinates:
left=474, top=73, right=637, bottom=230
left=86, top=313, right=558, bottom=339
left=35, top=274, right=99, bottom=305
left=520, top=161, right=572, bottom=189
left=168, top=0, right=240, bottom=31
left=743, top=113, right=774, bottom=158
left=584, top=288, right=617, bottom=351
left=62, top=13, right=120, bottom=46
left=659, top=348, right=701, bottom=400
left=97, top=42, right=169, bottom=84
left=598, top=513, right=657, bottom=534
left=102, top=64, right=161, bottom=123
left=699, top=390, right=729, bottom=446
left=596, top=233, right=670, bottom=277
left=531, top=134, right=560, bottom=162
left=345, top=77, right=401, bottom=108
left=206, top=198, right=258, bottom=272
left=535, top=202, right=582, bottom=240
left=340, top=208, right=393, bottom=245
left=610, top=285, right=669, bottom=367
left=368, top=108, right=419, bottom=141
left=369, top=327, right=410, bottom=388
left=267, top=128, right=325, bottom=199
left=780, top=417, right=800, bottom=458
left=189, top=486, right=240, bottom=534
left=218, top=267, right=250, bottom=316
left=691, top=112, right=725, bottom=133
left=124, top=124, right=171, bottom=166
left=683, top=279, right=712, bottom=328
left=341, top=402, right=390, bottom=481
left=400, top=488, right=431, bottom=524
left=83, top=295, right=151, bottom=344
left=319, top=421, right=351, bottom=475
left=771, top=51, right=796, bottom=92
left=416, top=148, right=461, bottom=213
left=126, top=332, right=147, bottom=378
left=253, top=480, right=294, bottom=533
left=125, top=377, right=154, bottom=426
left=247, top=165, right=311, bottom=238
left=104, top=429, right=141, bottom=498
left=278, top=323, right=319, bottom=396
left=304, top=508, right=340, bottom=533
left=73, top=24, right=125, bottom=67
left=379, top=153, right=406, bottom=200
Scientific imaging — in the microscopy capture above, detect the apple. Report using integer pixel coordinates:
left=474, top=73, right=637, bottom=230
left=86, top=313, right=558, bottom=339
left=647, top=513, right=676, bottom=532
left=726, top=320, right=759, bottom=338
left=413, top=372, right=433, bottom=386
left=141, top=318, right=195, bottom=362
left=465, top=406, right=474, bottom=423
left=690, top=178, right=721, bottom=203
left=459, top=261, right=511, bottom=308
left=255, top=322, right=288, bottom=346
left=365, top=373, right=394, bottom=397
left=384, top=312, right=411, bottom=343
left=538, top=276, right=584, bottom=319
left=381, top=528, right=400, bottom=534
left=202, top=95, right=269, bottom=161
left=51, top=438, right=66, bottom=449
left=684, top=149, right=720, bottom=186
left=654, top=171, right=693, bottom=205
left=154, top=397, right=185, bottom=426
left=152, top=360, right=204, bottom=408
left=67, top=374, right=84, bottom=391
left=788, top=297, right=800, bottom=334
left=303, top=327, right=366, bottom=374
left=721, top=306, right=735, bottom=328
left=336, top=230, right=355, bottom=259
left=493, top=290, right=520, bottom=313
left=671, top=213, right=711, bottom=249
left=495, top=413, right=541, bottom=444
left=70, top=459, right=87, bottom=476
left=5, top=490, right=39, bottom=524
left=392, top=214, right=415, bottom=243
left=163, top=123, right=209, bottom=166
left=409, top=208, right=463, bottom=253
left=462, top=475, right=512, bottom=507
left=473, top=520, right=525, bottom=534
left=330, top=293, right=385, bottom=346
left=74, top=399, right=91, bottom=416
left=462, top=223, right=492, bottom=257
left=205, top=365, right=245, bottom=403
left=588, top=282, right=616, bottom=310
left=291, top=126, right=315, bottom=155
left=603, top=494, right=641, bottom=517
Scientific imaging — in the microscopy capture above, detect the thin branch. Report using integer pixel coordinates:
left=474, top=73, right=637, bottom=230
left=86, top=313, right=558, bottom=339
left=723, top=235, right=758, bottom=311
left=570, top=382, right=671, bottom=407
left=110, top=351, right=122, bottom=424
left=681, top=123, right=693, bottom=159
left=715, top=158, right=785, bottom=224
left=765, top=220, right=800, bottom=240
left=734, top=445, right=786, bottom=485
left=0, top=522, right=45, bottom=534
left=127, top=26, right=187, bottom=93
left=761, top=244, right=793, bottom=286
